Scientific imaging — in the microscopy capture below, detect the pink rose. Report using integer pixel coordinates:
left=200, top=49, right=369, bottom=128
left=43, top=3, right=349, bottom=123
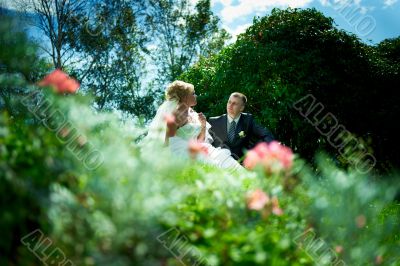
left=265, top=141, right=293, bottom=169
left=253, top=142, right=269, bottom=158
left=243, top=150, right=259, bottom=169
left=188, top=140, right=208, bottom=158
left=247, top=189, right=270, bottom=210
left=335, top=245, right=344, bottom=254
left=244, top=141, right=294, bottom=173
left=38, top=69, right=80, bottom=94
left=58, top=78, right=80, bottom=94
left=246, top=190, right=284, bottom=217
left=271, top=196, right=284, bottom=216
left=356, top=215, right=366, bottom=228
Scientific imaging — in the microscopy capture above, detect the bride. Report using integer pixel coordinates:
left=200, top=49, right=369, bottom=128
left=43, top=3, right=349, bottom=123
left=146, top=80, right=242, bottom=170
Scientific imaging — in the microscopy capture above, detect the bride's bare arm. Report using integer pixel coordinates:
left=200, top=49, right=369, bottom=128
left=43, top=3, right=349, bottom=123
left=165, top=104, right=189, bottom=145
left=165, top=120, right=177, bottom=145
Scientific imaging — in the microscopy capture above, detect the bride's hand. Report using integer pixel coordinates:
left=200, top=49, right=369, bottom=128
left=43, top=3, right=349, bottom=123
left=196, top=112, right=207, bottom=142
left=198, top=112, right=206, bottom=128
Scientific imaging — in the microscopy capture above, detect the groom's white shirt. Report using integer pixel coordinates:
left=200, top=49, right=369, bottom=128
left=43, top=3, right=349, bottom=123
left=227, top=114, right=241, bottom=130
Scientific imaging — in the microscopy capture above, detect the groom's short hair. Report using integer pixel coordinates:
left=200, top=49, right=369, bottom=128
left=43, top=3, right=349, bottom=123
left=231, top=92, right=247, bottom=106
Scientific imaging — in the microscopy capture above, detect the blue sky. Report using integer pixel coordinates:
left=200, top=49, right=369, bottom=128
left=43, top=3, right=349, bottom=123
left=3, top=0, right=398, bottom=44
left=208, top=0, right=400, bottom=44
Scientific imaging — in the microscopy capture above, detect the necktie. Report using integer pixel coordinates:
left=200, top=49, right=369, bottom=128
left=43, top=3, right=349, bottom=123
left=228, top=120, right=236, bottom=143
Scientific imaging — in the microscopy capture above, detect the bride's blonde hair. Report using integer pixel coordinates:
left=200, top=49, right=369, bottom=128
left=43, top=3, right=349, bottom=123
left=165, top=80, right=194, bottom=102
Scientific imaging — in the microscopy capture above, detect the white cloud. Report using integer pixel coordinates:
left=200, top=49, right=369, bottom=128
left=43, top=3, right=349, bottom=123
left=212, top=0, right=233, bottom=7
left=319, top=0, right=331, bottom=6
left=383, top=0, right=398, bottom=7
left=319, top=0, right=353, bottom=7
left=320, top=0, right=375, bottom=14
left=2, top=0, right=18, bottom=9
left=319, top=0, right=364, bottom=8
left=219, top=0, right=314, bottom=24
left=359, top=5, right=375, bottom=14
left=225, top=23, right=252, bottom=41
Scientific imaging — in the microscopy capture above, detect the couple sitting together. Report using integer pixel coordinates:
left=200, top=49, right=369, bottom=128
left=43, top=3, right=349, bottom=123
left=146, top=80, right=274, bottom=170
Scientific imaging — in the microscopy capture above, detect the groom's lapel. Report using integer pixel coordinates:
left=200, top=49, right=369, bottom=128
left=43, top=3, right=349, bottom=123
left=221, top=114, right=228, bottom=142
left=236, top=114, right=244, bottom=135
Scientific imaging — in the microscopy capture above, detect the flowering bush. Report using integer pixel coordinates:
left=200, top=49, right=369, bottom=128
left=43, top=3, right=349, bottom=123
left=1, top=17, right=399, bottom=266
left=1, top=69, right=399, bottom=265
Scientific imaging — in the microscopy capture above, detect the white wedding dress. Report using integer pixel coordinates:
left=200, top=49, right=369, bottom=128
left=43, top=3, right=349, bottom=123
left=145, top=100, right=242, bottom=170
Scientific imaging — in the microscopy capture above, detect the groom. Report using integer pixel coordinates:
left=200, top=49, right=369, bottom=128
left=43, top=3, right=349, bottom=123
left=208, top=92, right=275, bottom=160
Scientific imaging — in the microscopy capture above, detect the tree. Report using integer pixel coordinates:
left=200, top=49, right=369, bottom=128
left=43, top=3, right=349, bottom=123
left=9, top=0, right=231, bottom=119
left=13, top=0, right=87, bottom=69
left=0, top=14, right=57, bottom=265
left=377, top=37, right=400, bottom=67
left=145, top=0, right=230, bottom=86
left=0, top=12, right=50, bottom=117
left=66, top=0, right=155, bottom=118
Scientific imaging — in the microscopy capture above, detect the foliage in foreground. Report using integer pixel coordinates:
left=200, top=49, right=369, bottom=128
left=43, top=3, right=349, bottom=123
left=1, top=72, right=399, bottom=265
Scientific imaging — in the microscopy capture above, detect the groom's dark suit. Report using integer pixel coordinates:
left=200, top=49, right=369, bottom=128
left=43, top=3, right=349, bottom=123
left=208, top=113, right=274, bottom=160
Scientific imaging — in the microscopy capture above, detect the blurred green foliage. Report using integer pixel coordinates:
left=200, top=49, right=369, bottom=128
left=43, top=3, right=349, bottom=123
left=0, top=15, right=51, bottom=117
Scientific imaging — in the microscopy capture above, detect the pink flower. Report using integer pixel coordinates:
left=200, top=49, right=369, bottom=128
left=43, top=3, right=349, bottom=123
left=253, top=142, right=269, bottom=158
left=38, top=69, right=80, bottom=94
left=247, top=189, right=270, bottom=210
left=335, top=245, right=344, bottom=254
left=58, top=78, right=80, bottom=93
left=266, top=141, right=293, bottom=169
left=244, top=141, right=294, bottom=173
left=59, top=127, right=70, bottom=138
left=77, top=135, right=87, bottom=147
left=271, top=196, right=283, bottom=216
left=243, top=150, right=259, bottom=169
left=188, top=140, right=208, bottom=158
left=246, top=190, right=285, bottom=217
left=39, top=69, right=68, bottom=86
left=375, top=255, right=383, bottom=265
left=356, top=215, right=366, bottom=228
